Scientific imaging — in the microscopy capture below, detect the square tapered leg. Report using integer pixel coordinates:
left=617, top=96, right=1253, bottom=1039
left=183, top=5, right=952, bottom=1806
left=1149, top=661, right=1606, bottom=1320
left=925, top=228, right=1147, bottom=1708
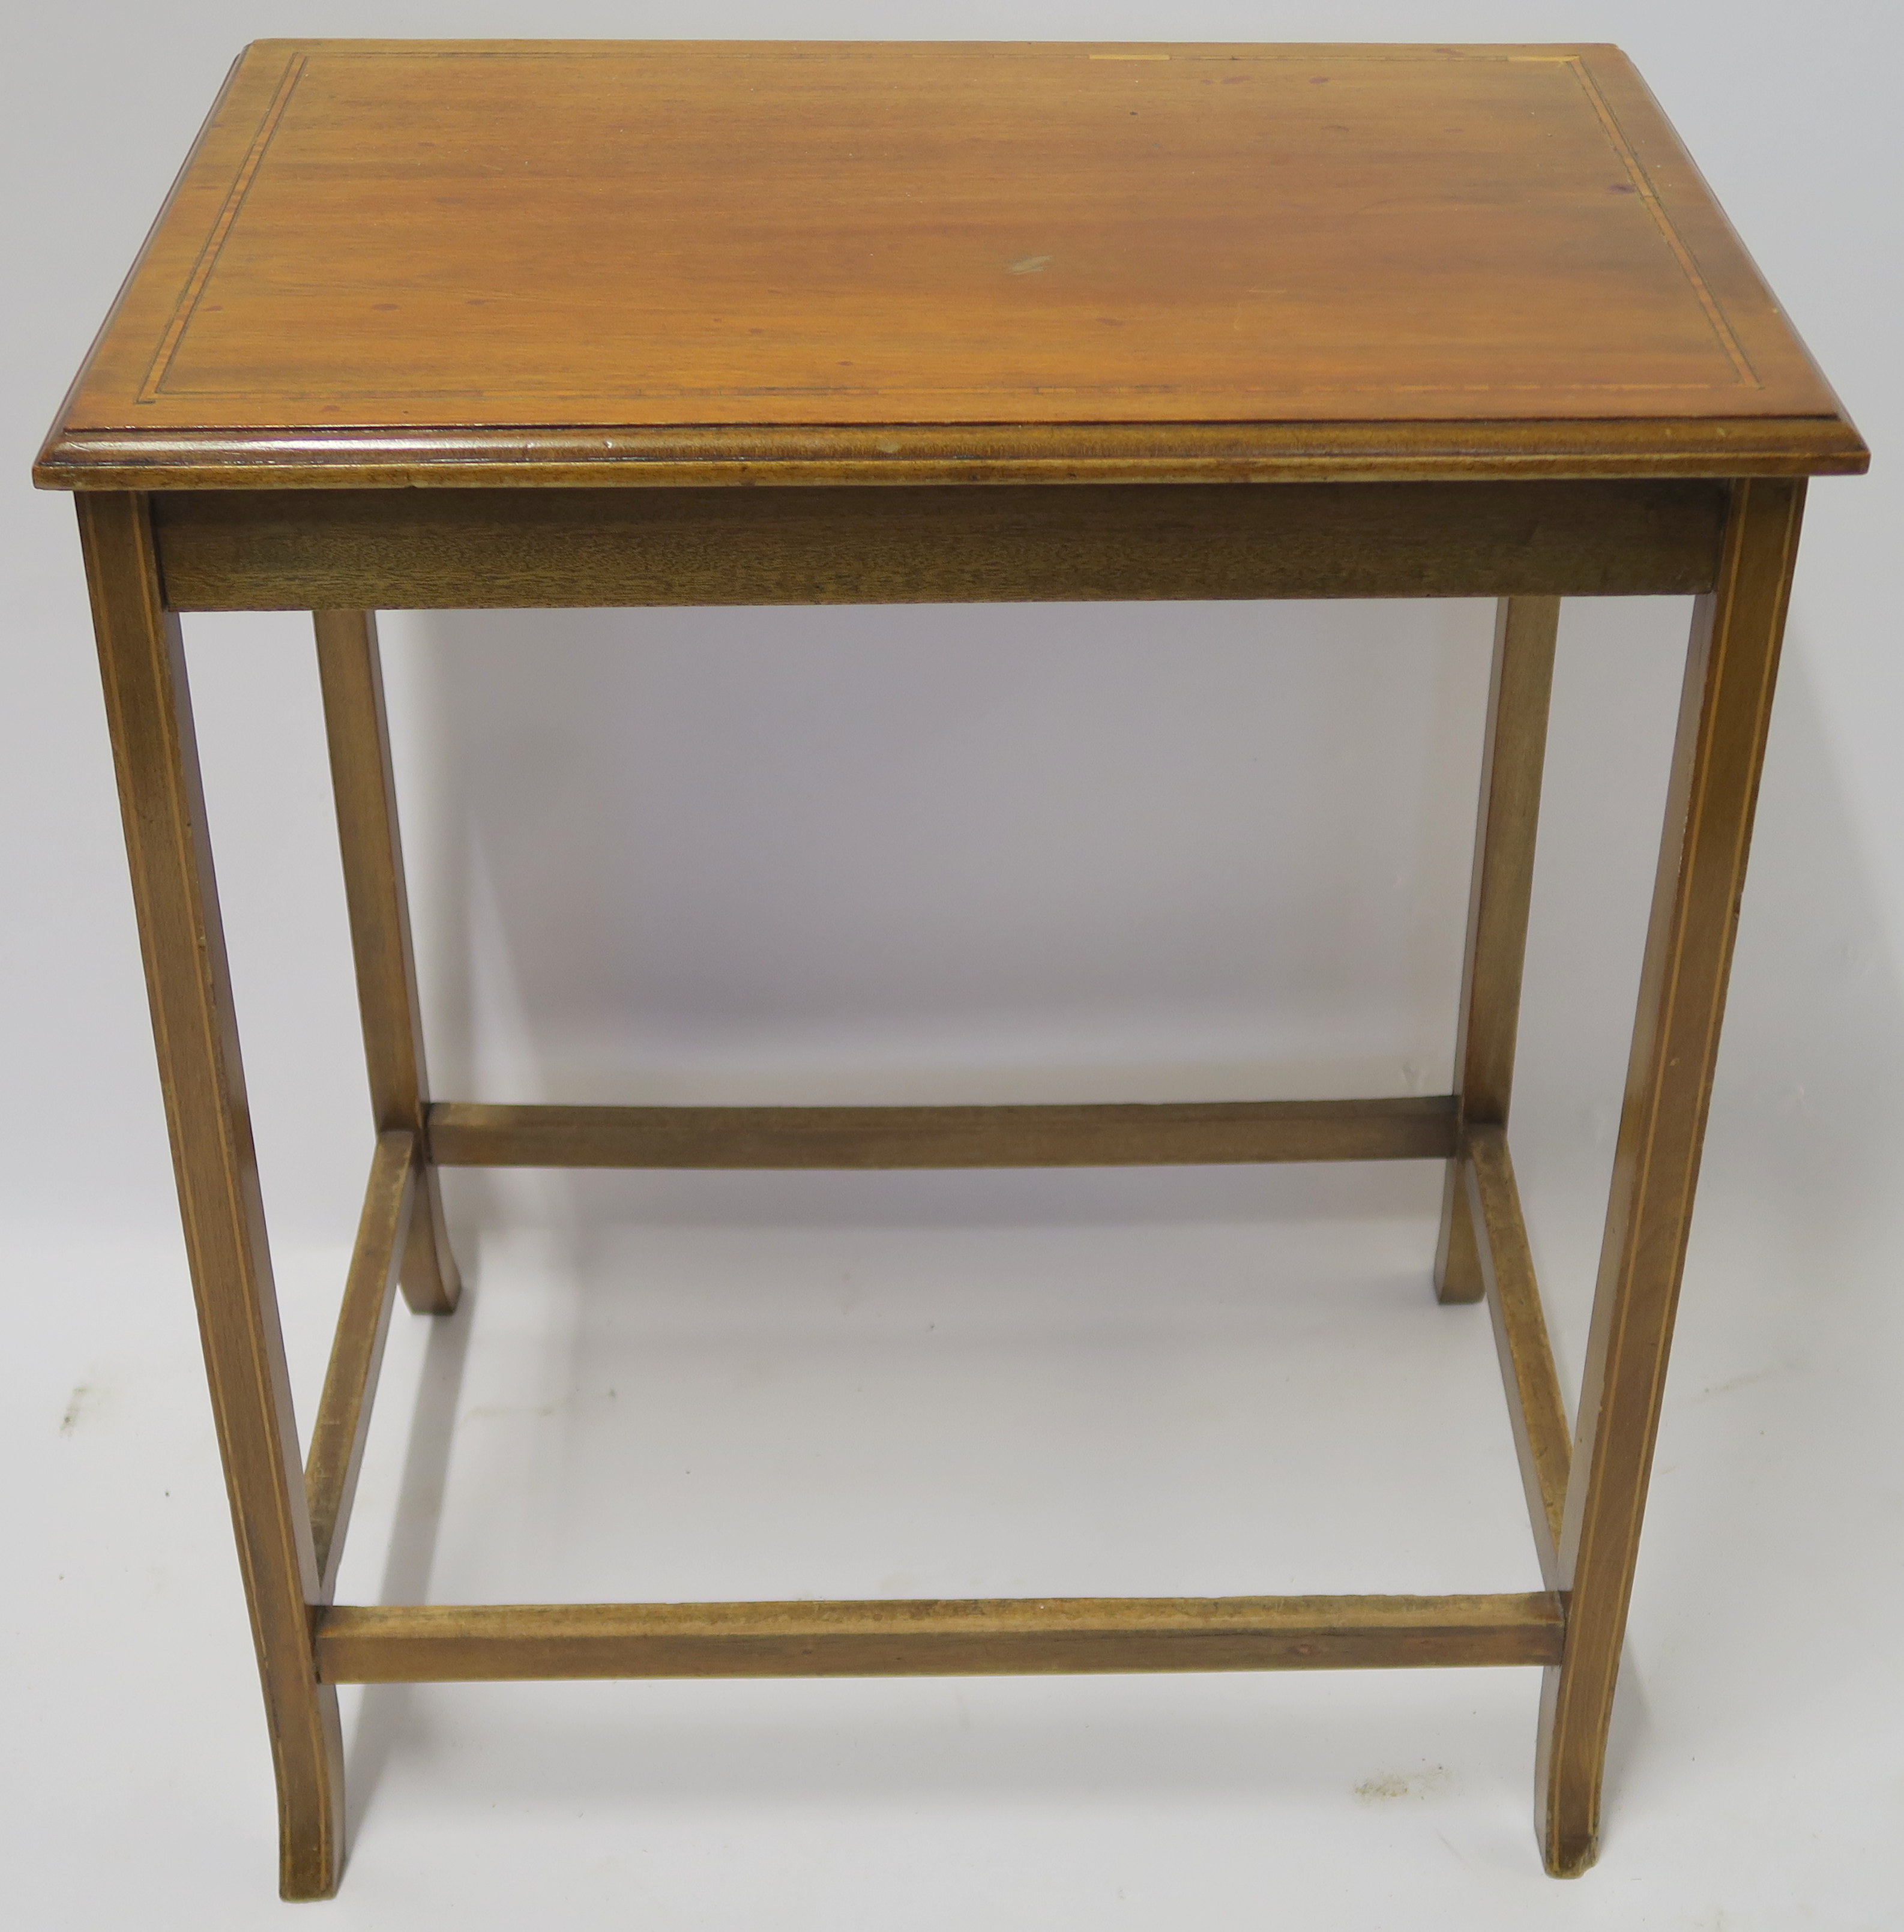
left=315, top=609, right=462, bottom=1317
left=1537, top=478, right=1806, bottom=1876
left=81, top=493, right=345, bottom=1901
left=1436, top=595, right=1560, bottom=1303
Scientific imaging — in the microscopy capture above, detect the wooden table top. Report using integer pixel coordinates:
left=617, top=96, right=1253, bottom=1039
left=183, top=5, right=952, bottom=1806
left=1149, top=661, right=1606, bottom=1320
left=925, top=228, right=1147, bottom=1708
left=38, top=40, right=1865, bottom=490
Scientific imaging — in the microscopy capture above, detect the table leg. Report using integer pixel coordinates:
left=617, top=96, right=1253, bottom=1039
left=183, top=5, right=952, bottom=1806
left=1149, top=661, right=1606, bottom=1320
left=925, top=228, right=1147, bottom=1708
left=1536, top=478, right=1806, bottom=1875
left=79, top=494, right=344, bottom=1900
left=315, top=610, right=461, bottom=1314
left=1435, top=596, right=1560, bottom=1301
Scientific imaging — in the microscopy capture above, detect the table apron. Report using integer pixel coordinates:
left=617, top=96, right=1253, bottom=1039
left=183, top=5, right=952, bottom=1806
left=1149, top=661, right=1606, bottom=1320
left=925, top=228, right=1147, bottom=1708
left=149, top=480, right=1728, bottom=613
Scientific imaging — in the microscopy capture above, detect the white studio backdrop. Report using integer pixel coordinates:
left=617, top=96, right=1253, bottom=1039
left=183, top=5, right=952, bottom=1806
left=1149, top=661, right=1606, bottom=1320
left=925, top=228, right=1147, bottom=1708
left=3, top=5, right=1899, bottom=1930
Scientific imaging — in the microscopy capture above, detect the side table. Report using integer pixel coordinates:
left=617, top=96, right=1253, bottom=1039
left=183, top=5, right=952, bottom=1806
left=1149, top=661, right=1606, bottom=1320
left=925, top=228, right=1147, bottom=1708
left=35, top=40, right=1867, bottom=1898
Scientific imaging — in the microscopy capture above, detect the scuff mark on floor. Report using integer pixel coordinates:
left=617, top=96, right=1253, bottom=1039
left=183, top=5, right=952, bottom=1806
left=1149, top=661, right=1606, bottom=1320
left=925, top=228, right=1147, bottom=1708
left=1354, top=1765, right=1451, bottom=1804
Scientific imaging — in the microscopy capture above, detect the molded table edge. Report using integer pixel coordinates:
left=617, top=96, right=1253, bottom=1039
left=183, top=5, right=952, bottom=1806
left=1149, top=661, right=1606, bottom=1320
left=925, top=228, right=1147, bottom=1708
left=32, top=417, right=1871, bottom=492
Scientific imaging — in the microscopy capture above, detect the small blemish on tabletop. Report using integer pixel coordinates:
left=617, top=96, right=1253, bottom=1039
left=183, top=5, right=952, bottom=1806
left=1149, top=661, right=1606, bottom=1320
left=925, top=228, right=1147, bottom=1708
left=1008, top=255, right=1053, bottom=275
left=60, top=1385, right=94, bottom=1434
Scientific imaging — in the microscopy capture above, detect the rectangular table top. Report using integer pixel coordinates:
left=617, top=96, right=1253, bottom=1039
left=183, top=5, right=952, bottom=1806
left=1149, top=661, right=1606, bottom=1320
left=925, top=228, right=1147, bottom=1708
left=38, top=40, right=1865, bottom=489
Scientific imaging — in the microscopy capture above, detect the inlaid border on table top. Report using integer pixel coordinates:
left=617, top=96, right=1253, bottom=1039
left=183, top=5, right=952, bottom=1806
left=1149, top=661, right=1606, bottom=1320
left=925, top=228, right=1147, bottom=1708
left=37, top=41, right=1868, bottom=489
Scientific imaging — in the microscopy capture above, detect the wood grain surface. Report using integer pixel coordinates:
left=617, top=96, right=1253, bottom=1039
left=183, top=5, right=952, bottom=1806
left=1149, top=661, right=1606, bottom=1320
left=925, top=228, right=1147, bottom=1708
left=1464, top=1125, right=1572, bottom=1583
left=1537, top=478, right=1807, bottom=1876
left=1435, top=597, right=1561, bottom=1302
left=316, top=1592, right=1567, bottom=1682
left=425, top=1097, right=1460, bottom=1169
left=38, top=417, right=1864, bottom=491
left=79, top=493, right=343, bottom=1899
left=314, top=611, right=460, bottom=1314
left=302, top=1130, right=415, bottom=1600
left=151, top=480, right=1729, bottom=611
left=36, top=40, right=1864, bottom=487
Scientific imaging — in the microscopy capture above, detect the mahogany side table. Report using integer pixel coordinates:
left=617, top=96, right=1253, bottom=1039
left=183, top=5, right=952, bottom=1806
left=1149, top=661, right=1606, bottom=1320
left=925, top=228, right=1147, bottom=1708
left=35, top=40, right=1867, bottom=1898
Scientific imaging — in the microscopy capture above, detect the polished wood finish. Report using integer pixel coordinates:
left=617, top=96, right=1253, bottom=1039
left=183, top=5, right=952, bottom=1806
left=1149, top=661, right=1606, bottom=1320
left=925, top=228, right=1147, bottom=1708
left=38, top=41, right=1861, bottom=494
left=314, top=610, right=459, bottom=1314
left=316, top=1592, right=1566, bottom=1684
left=303, top=1130, right=415, bottom=1598
left=77, top=492, right=342, bottom=1901
left=50, top=37, right=1863, bottom=1895
left=1465, top=1125, right=1571, bottom=1581
left=427, top=1097, right=1458, bottom=1170
left=1436, top=596, right=1561, bottom=1302
left=35, top=415, right=1869, bottom=493
left=151, top=480, right=1729, bottom=613
left=1538, top=478, right=1806, bottom=1877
